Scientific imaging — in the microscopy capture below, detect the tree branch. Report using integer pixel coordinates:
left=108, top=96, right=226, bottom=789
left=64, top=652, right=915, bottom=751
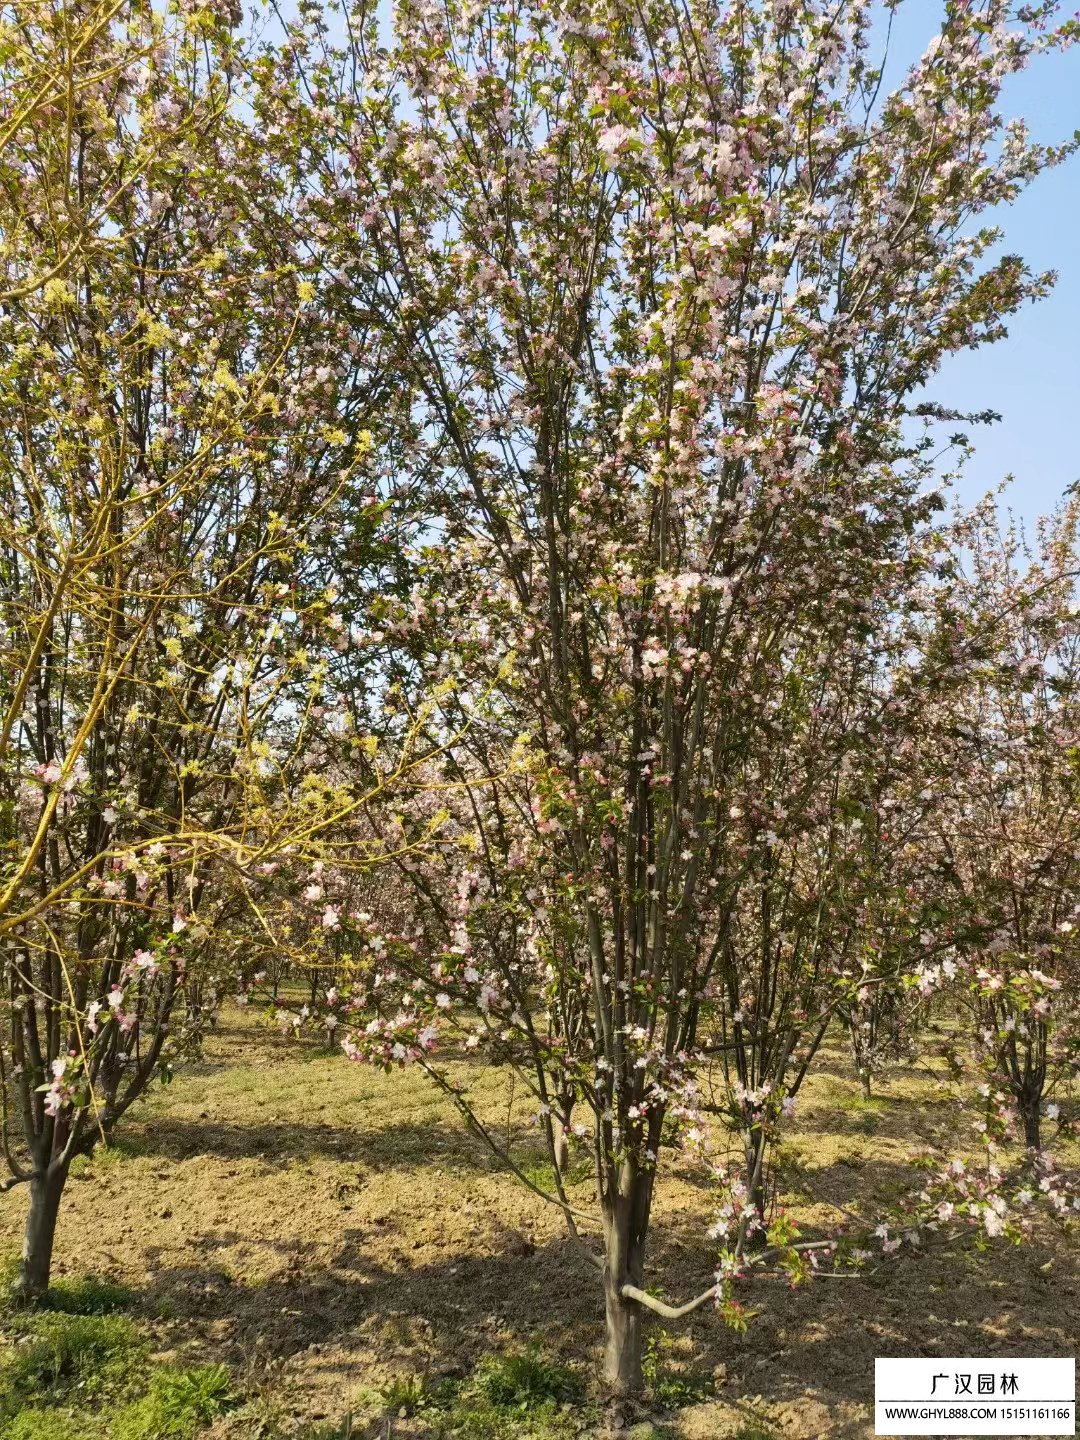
left=620, top=1282, right=718, bottom=1319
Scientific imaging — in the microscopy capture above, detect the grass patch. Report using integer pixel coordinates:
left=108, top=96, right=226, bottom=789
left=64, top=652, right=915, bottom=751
left=0, top=1413, right=88, bottom=1440
left=821, top=1078, right=890, bottom=1118
left=69, top=1143, right=133, bottom=1176
left=440, top=1349, right=584, bottom=1439
left=111, top=1363, right=236, bottom=1439
left=0, top=1259, right=133, bottom=1320
left=472, top=1347, right=581, bottom=1408
left=45, top=1275, right=136, bottom=1316
left=367, top=1350, right=586, bottom=1440
left=429, top=1398, right=582, bottom=1440
left=729, top=1401, right=779, bottom=1440
left=0, top=1298, right=235, bottom=1440
left=513, top=1147, right=592, bottom=1192
left=0, top=1311, right=146, bottom=1414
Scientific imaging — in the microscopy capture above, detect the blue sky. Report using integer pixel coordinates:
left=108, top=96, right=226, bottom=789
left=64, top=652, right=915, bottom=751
left=896, top=1, right=1079, bottom=524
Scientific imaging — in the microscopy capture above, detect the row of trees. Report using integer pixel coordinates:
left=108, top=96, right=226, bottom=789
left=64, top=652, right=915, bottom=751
left=1, top=0, right=1077, bottom=1397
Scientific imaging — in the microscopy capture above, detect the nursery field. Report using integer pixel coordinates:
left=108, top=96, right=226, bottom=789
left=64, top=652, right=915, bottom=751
left=0, top=1008, right=1076, bottom=1440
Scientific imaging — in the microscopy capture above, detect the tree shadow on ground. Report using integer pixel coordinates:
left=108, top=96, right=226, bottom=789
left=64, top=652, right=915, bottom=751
left=122, top=1115, right=495, bottom=1170
left=131, top=1188, right=1079, bottom=1440
left=138, top=1223, right=605, bottom=1375
left=779, top=1154, right=929, bottom=1212
left=795, top=1091, right=957, bottom=1140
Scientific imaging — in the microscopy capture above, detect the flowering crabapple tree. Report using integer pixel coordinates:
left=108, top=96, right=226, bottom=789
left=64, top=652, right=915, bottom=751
left=691, top=646, right=968, bottom=1224
left=930, top=498, right=1080, bottom=1155
left=657, top=549, right=1018, bottom=1233
left=234, top=790, right=446, bottom=1035
left=825, top=726, right=967, bottom=1102
left=0, top=0, right=406, bottom=1302
left=318, top=0, right=1079, bottom=1392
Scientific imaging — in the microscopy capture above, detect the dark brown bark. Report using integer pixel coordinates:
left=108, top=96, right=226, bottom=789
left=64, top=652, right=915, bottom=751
left=1021, top=1101, right=1041, bottom=1151
left=743, top=1124, right=768, bottom=1227
left=600, top=1163, right=650, bottom=1394
left=602, top=1224, right=644, bottom=1392
left=603, top=1268, right=643, bottom=1396
left=12, top=1166, right=65, bottom=1304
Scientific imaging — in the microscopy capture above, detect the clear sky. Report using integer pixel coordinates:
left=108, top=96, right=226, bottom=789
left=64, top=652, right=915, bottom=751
left=895, top=1, right=1079, bottom=525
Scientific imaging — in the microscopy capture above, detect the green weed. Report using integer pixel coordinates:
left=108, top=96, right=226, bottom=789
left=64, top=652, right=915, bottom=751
left=0, top=1260, right=133, bottom=1320
left=45, top=1275, right=136, bottom=1316
left=111, top=1363, right=236, bottom=1439
left=413, top=1349, right=587, bottom=1439
left=294, top=1424, right=356, bottom=1440
left=381, top=1372, right=427, bottom=1416
left=364, top=1351, right=586, bottom=1440
left=472, top=1347, right=580, bottom=1408
left=0, top=1311, right=146, bottom=1412
left=0, top=1412, right=88, bottom=1440
left=73, top=1142, right=134, bottom=1172
left=513, top=1147, right=591, bottom=1192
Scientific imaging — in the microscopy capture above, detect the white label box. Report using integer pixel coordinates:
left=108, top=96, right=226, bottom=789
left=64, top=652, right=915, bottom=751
left=875, top=1357, right=1075, bottom=1435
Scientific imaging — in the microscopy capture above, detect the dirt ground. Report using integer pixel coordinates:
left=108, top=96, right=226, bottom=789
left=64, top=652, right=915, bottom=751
left=1, top=1007, right=1076, bottom=1438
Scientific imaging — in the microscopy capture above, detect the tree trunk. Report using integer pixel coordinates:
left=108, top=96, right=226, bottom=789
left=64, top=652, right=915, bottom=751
left=552, top=1095, right=575, bottom=1178
left=553, top=1117, right=569, bottom=1177
left=850, top=1027, right=871, bottom=1100
left=743, top=1125, right=768, bottom=1229
left=13, top=1167, right=65, bottom=1304
left=601, top=1172, right=648, bottom=1395
left=603, top=1267, right=643, bottom=1396
left=1021, top=1101, right=1041, bottom=1151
